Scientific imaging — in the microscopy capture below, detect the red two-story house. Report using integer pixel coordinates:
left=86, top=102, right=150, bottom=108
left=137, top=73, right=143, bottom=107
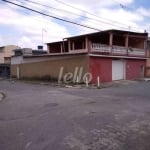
left=47, top=29, right=148, bottom=83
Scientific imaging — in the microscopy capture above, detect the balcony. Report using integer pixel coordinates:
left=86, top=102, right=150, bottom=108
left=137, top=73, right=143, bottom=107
left=91, top=43, right=146, bottom=57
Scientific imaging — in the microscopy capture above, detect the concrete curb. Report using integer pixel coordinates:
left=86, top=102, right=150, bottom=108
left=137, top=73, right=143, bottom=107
left=143, top=78, right=150, bottom=82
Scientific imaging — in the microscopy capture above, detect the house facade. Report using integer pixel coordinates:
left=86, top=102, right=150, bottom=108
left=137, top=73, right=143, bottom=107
left=47, top=30, right=148, bottom=83
left=11, top=30, right=148, bottom=83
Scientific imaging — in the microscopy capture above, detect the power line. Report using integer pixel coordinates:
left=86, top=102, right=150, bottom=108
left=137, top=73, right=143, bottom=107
left=1, top=0, right=102, bottom=31
left=53, top=0, right=147, bottom=32
left=21, top=0, right=128, bottom=28
left=2, top=2, right=57, bottom=27
left=1, top=0, right=149, bottom=33
left=53, top=0, right=131, bottom=27
left=16, top=0, right=146, bottom=32
left=1, top=0, right=113, bottom=34
left=15, top=0, right=130, bottom=30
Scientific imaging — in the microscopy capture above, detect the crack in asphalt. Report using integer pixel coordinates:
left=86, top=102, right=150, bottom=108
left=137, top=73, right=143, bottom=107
left=0, top=102, right=59, bottom=122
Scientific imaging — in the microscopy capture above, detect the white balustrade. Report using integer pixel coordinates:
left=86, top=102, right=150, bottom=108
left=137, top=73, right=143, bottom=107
left=128, top=48, right=145, bottom=56
left=91, top=43, right=145, bottom=57
left=92, top=43, right=111, bottom=52
left=112, top=45, right=127, bottom=54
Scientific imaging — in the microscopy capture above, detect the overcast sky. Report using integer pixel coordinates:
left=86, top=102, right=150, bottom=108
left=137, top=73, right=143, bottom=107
left=0, top=0, right=150, bottom=50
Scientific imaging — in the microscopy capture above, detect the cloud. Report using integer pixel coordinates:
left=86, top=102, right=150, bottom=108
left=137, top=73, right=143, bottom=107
left=136, top=7, right=150, bottom=17
left=0, top=0, right=149, bottom=50
left=0, top=3, right=70, bottom=49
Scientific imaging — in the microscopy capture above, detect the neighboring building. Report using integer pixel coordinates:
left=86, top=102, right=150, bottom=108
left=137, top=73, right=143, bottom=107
left=11, top=29, right=148, bottom=83
left=0, top=45, right=20, bottom=63
left=0, top=45, right=20, bottom=77
left=13, top=48, right=47, bottom=56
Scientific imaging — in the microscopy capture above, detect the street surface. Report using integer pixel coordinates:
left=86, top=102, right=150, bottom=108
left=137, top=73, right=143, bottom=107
left=0, top=80, right=150, bottom=150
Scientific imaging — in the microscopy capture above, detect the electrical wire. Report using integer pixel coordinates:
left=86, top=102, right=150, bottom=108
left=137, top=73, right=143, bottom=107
left=52, top=0, right=148, bottom=32
left=1, top=0, right=102, bottom=31
left=1, top=0, right=149, bottom=33
left=15, top=0, right=130, bottom=30
left=53, top=0, right=131, bottom=27
left=0, top=0, right=110, bottom=36
left=15, top=0, right=147, bottom=32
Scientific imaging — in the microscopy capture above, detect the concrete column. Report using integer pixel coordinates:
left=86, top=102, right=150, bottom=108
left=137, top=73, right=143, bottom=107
left=68, top=40, right=71, bottom=52
left=85, top=37, right=88, bottom=50
left=125, top=35, right=129, bottom=55
left=125, top=36, right=129, bottom=48
left=88, top=40, right=91, bottom=53
left=72, top=41, right=75, bottom=50
left=60, top=44, right=63, bottom=53
left=48, top=45, right=50, bottom=53
left=109, top=33, right=113, bottom=53
left=109, top=33, right=113, bottom=46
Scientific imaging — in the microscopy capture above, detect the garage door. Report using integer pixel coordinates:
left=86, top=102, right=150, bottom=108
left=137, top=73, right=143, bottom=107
left=112, top=60, right=125, bottom=80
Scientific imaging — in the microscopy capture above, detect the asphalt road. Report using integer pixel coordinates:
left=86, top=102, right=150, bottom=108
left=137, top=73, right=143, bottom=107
left=0, top=80, right=150, bottom=150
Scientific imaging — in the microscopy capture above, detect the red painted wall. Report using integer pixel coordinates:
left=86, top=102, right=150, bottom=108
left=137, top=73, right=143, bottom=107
left=126, top=59, right=146, bottom=80
left=89, top=57, right=112, bottom=83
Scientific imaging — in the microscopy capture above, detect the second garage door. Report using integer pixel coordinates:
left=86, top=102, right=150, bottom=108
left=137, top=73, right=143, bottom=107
left=112, top=60, right=125, bottom=80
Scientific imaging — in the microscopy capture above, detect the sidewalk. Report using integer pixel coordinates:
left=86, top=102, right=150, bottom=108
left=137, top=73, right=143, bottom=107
left=142, top=78, right=150, bottom=82
left=1, top=78, right=149, bottom=89
left=64, top=79, right=142, bottom=89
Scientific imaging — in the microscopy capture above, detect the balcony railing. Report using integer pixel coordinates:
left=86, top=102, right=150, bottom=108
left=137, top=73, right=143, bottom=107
left=91, top=43, right=146, bottom=57
left=92, top=43, right=111, bottom=52
left=112, top=45, right=127, bottom=54
left=128, top=48, right=145, bottom=56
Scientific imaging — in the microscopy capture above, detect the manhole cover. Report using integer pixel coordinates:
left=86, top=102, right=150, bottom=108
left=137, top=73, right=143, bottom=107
left=85, top=101, right=96, bottom=105
left=44, top=103, right=58, bottom=107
